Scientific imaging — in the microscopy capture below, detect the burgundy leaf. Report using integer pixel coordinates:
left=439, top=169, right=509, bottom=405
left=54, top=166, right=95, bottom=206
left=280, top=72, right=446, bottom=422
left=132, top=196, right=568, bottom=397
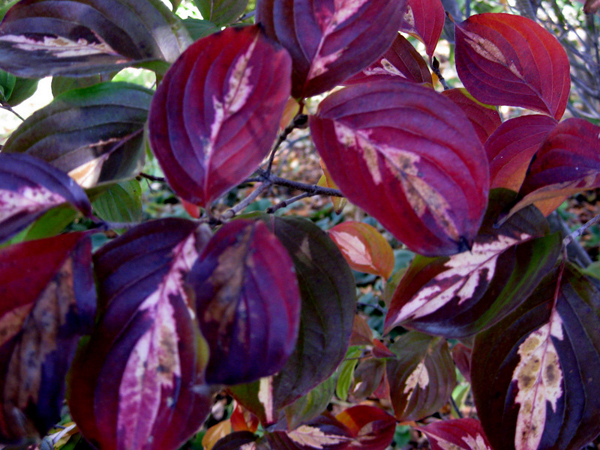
left=213, top=431, right=257, bottom=450
left=148, top=25, right=291, bottom=208
left=417, top=418, right=493, bottom=450
left=0, top=0, right=191, bottom=77
left=68, top=219, right=213, bottom=450
left=310, top=80, right=488, bottom=257
left=451, top=343, right=472, bottom=383
left=472, top=264, right=600, bottom=450
left=257, top=0, right=407, bottom=98
left=455, top=13, right=571, bottom=120
left=385, top=190, right=561, bottom=338
left=189, top=219, right=301, bottom=385
left=0, top=232, right=95, bottom=444
left=486, top=115, right=557, bottom=192
left=387, top=331, right=456, bottom=421
left=400, top=0, right=445, bottom=57
left=508, top=118, right=600, bottom=218
left=0, top=153, right=91, bottom=243
left=441, top=88, right=502, bottom=145
left=336, top=405, right=397, bottom=450
left=343, top=34, right=432, bottom=86
left=266, top=415, right=353, bottom=450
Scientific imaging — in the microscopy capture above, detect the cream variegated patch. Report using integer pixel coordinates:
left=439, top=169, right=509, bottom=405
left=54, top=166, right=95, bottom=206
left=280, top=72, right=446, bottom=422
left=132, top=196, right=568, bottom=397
left=0, top=185, right=66, bottom=222
left=258, top=376, right=275, bottom=424
left=512, top=315, right=564, bottom=450
left=461, top=29, right=523, bottom=79
left=403, top=361, right=430, bottom=394
left=403, top=6, right=415, bottom=29
left=380, top=58, right=405, bottom=77
left=117, top=234, right=199, bottom=450
left=332, top=232, right=371, bottom=266
left=334, top=123, right=382, bottom=184
left=393, top=234, right=528, bottom=322
left=68, top=153, right=110, bottom=188
left=462, top=433, right=492, bottom=450
left=0, top=34, right=122, bottom=58
left=288, top=425, right=352, bottom=449
left=308, top=49, right=344, bottom=79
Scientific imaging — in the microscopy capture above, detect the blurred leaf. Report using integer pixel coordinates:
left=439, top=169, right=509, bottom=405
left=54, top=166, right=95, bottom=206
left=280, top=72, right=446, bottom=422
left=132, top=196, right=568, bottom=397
left=0, top=69, right=15, bottom=100
left=336, top=405, right=397, bottom=450
left=51, top=74, right=114, bottom=97
left=336, top=347, right=362, bottom=401
left=194, top=0, right=248, bottom=25
left=417, top=418, right=493, bottom=450
left=285, top=376, right=336, bottom=430
left=182, top=18, right=220, bottom=40
left=203, top=421, right=232, bottom=450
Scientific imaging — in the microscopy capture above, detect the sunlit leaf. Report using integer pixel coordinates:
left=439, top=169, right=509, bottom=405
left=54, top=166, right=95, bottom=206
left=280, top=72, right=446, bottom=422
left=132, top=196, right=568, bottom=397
left=329, top=221, right=395, bottom=279
left=68, top=219, right=213, bottom=450
left=387, top=331, right=456, bottom=421
left=189, top=219, right=301, bottom=385
left=0, top=153, right=92, bottom=244
left=0, top=0, right=191, bottom=77
left=417, top=418, right=493, bottom=450
left=455, top=13, right=570, bottom=120
left=148, top=25, right=291, bottom=207
left=0, top=233, right=95, bottom=444
left=343, top=34, right=432, bottom=86
left=400, top=0, right=445, bottom=57
left=257, top=0, right=407, bottom=98
left=203, top=420, right=233, bottom=450
left=486, top=115, right=557, bottom=192
left=472, top=264, right=600, bottom=450
left=3, top=82, right=152, bottom=188
left=310, top=80, right=488, bottom=257
left=194, top=0, right=248, bottom=26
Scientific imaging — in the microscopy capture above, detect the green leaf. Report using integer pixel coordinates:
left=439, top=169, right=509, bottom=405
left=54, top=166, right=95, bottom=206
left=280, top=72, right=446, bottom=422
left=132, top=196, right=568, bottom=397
left=24, top=206, right=78, bottom=242
left=0, top=69, right=15, bottom=101
left=182, top=18, right=221, bottom=40
left=285, top=376, right=336, bottom=430
left=6, top=77, right=38, bottom=106
left=51, top=74, right=114, bottom=97
left=92, top=180, right=143, bottom=225
left=193, top=0, right=248, bottom=26
left=335, top=346, right=362, bottom=402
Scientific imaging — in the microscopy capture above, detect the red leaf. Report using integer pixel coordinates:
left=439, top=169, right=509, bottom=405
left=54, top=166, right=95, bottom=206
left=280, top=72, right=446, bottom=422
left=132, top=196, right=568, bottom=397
left=69, top=219, right=212, bottom=450
left=441, top=88, right=502, bottom=145
left=189, top=219, right=301, bottom=385
left=310, top=80, right=488, bottom=257
left=267, top=415, right=353, bottom=450
left=451, top=343, right=472, bottom=383
left=416, top=418, right=492, bottom=450
left=328, top=221, right=394, bottom=279
left=343, top=34, right=432, bottom=86
left=148, top=25, right=291, bottom=207
left=508, top=118, right=600, bottom=217
left=399, top=0, right=445, bottom=57
left=0, top=232, right=95, bottom=443
left=257, top=0, right=407, bottom=98
left=336, top=405, right=396, bottom=450
left=455, top=13, right=570, bottom=120
left=486, top=115, right=557, bottom=192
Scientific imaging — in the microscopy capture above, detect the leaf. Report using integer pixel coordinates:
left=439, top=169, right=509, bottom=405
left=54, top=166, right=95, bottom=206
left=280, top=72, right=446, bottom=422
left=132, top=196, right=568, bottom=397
left=441, top=88, right=502, bottom=145
left=68, top=218, right=213, bottom=450
left=257, top=0, right=407, bottom=98
left=3, top=82, right=152, bottom=188
left=92, top=179, right=143, bottom=225
left=194, top=0, right=248, bottom=26
left=0, top=69, right=15, bottom=100
left=5, top=76, right=38, bottom=106
left=189, top=219, right=301, bottom=385
left=416, top=418, right=493, bottom=450
left=385, top=190, right=561, bottom=338
left=343, top=34, right=432, bottom=86
left=51, top=74, right=113, bottom=97
left=387, top=331, right=456, bottom=421
left=319, top=161, right=346, bottom=214
left=486, top=115, right=557, bottom=192
left=472, top=264, right=600, bottom=450
left=0, top=0, right=191, bottom=77
left=329, top=221, right=395, bottom=279
left=231, top=404, right=259, bottom=433
left=399, top=0, right=445, bottom=57
left=0, top=153, right=92, bottom=244
left=351, top=357, right=387, bottom=400
left=0, top=232, right=96, bottom=444
left=182, top=18, right=220, bottom=40
left=213, top=431, right=258, bottom=450
left=455, top=13, right=570, bottom=120
left=336, top=346, right=362, bottom=401
left=148, top=25, right=291, bottom=208
left=508, top=118, right=600, bottom=218
left=231, top=215, right=356, bottom=424
left=203, top=420, right=233, bottom=450
left=336, top=405, right=397, bottom=450
left=310, top=80, right=489, bottom=257
left=267, top=416, right=353, bottom=450
left=451, top=343, right=472, bottom=383
left=285, top=376, right=336, bottom=430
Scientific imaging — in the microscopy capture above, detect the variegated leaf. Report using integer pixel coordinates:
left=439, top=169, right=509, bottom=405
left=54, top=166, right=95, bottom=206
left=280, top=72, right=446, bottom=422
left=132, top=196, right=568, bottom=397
left=336, top=405, right=397, bottom=450
left=68, top=219, right=213, bottom=450
left=472, top=264, right=600, bottom=450
left=266, top=415, right=353, bottom=450
left=310, top=80, right=488, bottom=257
left=399, top=0, right=445, bottom=57
left=385, top=190, right=561, bottom=338
left=0, top=0, right=191, bottom=77
left=148, top=25, right=291, bottom=207
left=417, top=419, right=493, bottom=450
left=257, top=0, right=407, bottom=98
left=387, top=331, right=456, bottom=421
left=189, top=219, right=301, bottom=386
left=0, top=153, right=91, bottom=243
left=0, top=232, right=95, bottom=444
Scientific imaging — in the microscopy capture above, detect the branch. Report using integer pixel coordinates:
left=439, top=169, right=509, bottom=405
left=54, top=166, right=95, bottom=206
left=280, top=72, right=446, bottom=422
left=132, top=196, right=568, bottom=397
left=432, top=57, right=450, bottom=90
left=256, top=168, right=344, bottom=197
left=563, top=211, right=600, bottom=247
left=1, top=102, right=24, bottom=121
left=267, top=192, right=311, bottom=213
left=219, top=182, right=272, bottom=221
left=265, top=113, right=308, bottom=175
left=138, top=172, right=166, bottom=182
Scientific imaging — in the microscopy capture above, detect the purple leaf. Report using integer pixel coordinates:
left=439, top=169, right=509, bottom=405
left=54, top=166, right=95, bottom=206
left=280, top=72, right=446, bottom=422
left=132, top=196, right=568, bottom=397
left=148, top=25, right=292, bottom=207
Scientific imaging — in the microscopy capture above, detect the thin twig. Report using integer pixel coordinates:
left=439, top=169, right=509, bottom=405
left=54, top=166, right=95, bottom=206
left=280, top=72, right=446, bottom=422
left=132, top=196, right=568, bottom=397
left=138, top=172, right=166, bottom=182
left=1, top=102, right=25, bottom=121
left=563, top=211, right=600, bottom=247
left=267, top=192, right=311, bottom=213
left=431, top=57, right=450, bottom=90
left=265, top=113, right=308, bottom=176
left=450, top=396, right=464, bottom=419
left=256, top=168, right=344, bottom=197
left=219, top=182, right=271, bottom=221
